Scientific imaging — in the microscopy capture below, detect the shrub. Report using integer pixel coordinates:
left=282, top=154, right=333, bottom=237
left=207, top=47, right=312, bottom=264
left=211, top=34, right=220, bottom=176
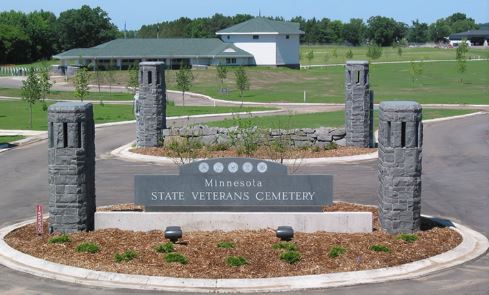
left=272, top=242, right=298, bottom=251
left=76, top=242, right=100, bottom=253
left=280, top=251, right=301, bottom=264
left=226, top=256, right=248, bottom=267
left=217, top=241, right=236, bottom=249
left=397, top=233, right=418, bottom=243
left=155, top=242, right=174, bottom=253
left=324, top=142, right=338, bottom=150
left=370, top=244, right=390, bottom=252
left=48, top=234, right=70, bottom=244
left=329, top=245, right=346, bottom=258
left=165, top=253, right=188, bottom=264
left=208, top=143, right=230, bottom=151
left=114, top=250, right=138, bottom=262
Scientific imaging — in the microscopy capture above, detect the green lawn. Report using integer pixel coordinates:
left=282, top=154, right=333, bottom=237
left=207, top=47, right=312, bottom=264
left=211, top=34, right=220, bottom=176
left=176, top=60, right=489, bottom=105
left=0, top=135, right=25, bottom=144
left=207, top=109, right=477, bottom=129
left=0, top=88, right=134, bottom=101
left=0, top=100, right=272, bottom=130
left=299, top=45, right=489, bottom=65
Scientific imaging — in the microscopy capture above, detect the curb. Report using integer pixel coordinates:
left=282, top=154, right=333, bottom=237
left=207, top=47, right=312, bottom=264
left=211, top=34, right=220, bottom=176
left=0, top=216, right=487, bottom=293
left=110, top=141, right=379, bottom=166
left=110, top=112, right=486, bottom=166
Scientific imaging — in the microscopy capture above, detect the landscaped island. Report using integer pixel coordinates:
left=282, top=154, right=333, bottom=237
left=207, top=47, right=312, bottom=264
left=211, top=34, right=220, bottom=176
left=5, top=203, right=462, bottom=279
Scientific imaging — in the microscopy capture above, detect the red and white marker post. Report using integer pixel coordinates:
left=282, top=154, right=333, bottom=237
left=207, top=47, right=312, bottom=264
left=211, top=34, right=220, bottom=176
left=36, top=204, right=43, bottom=235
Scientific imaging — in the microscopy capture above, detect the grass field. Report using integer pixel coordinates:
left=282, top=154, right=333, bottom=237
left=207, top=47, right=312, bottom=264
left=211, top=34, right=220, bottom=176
left=0, top=135, right=24, bottom=144
left=0, top=100, right=271, bottom=130
left=207, top=109, right=477, bottom=129
left=299, top=45, right=489, bottom=65
left=0, top=88, right=134, bottom=101
left=168, top=60, right=489, bottom=105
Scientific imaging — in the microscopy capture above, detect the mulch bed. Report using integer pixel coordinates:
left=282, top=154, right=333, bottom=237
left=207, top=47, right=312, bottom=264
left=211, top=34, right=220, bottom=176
left=131, top=146, right=376, bottom=160
left=5, top=202, right=461, bottom=279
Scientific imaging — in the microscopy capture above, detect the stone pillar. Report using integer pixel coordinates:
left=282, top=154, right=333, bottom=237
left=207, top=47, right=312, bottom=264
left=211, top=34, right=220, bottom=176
left=378, top=101, right=423, bottom=234
left=135, top=62, right=166, bottom=147
left=48, top=102, right=95, bottom=233
left=345, top=60, right=374, bottom=147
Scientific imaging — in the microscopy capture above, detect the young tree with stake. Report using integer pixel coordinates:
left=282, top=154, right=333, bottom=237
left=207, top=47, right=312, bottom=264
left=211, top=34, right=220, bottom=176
left=73, top=68, right=90, bottom=102
left=176, top=65, right=193, bottom=106
left=216, top=63, right=228, bottom=91
left=21, top=68, right=41, bottom=129
left=234, top=66, right=249, bottom=105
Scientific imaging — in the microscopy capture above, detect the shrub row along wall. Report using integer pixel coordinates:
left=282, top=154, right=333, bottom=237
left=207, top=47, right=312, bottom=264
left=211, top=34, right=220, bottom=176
left=162, top=125, right=346, bottom=148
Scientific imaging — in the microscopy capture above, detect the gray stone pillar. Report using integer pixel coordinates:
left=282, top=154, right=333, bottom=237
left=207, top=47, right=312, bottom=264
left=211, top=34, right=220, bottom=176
left=378, top=101, right=423, bottom=234
left=345, top=61, right=374, bottom=147
left=48, top=102, right=95, bottom=233
left=135, top=62, right=166, bottom=147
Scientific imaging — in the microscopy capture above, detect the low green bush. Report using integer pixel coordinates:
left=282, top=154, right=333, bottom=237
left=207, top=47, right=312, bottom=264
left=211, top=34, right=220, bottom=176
left=272, top=242, right=298, bottom=251
left=329, top=245, right=346, bottom=258
left=226, top=256, right=248, bottom=267
left=370, top=244, right=390, bottom=252
left=76, top=242, right=100, bottom=253
left=165, top=253, right=188, bottom=264
left=280, top=251, right=301, bottom=264
left=155, top=242, right=174, bottom=253
left=217, top=241, right=236, bottom=249
left=397, top=233, right=418, bottom=243
left=114, top=250, right=138, bottom=262
left=48, top=234, right=70, bottom=244
left=324, top=142, right=338, bottom=150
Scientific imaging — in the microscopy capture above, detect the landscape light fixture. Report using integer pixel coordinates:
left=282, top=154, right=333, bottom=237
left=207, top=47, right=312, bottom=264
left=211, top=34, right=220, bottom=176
left=276, top=226, right=294, bottom=241
left=165, top=226, right=183, bottom=243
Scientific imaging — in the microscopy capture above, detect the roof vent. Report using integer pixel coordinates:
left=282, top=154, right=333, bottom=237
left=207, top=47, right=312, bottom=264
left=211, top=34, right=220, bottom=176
left=223, top=48, right=236, bottom=53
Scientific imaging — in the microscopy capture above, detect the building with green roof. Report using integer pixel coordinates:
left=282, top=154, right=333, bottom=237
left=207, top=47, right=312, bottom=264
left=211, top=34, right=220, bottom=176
left=53, top=17, right=304, bottom=70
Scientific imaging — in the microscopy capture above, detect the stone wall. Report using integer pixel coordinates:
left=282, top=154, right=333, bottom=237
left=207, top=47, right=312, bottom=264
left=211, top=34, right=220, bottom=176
left=378, top=101, right=423, bottom=234
left=48, top=102, right=96, bottom=233
left=162, top=125, right=346, bottom=148
left=345, top=61, right=374, bottom=148
left=136, top=62, right=166, bottom=147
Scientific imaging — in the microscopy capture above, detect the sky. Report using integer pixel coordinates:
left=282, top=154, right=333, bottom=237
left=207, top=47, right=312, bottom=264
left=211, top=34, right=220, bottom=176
left=1, top=0, right=488, bottom=30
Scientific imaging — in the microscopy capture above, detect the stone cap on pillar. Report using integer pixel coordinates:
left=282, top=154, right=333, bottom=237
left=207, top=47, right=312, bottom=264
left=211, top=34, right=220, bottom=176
left=346, top=60, right=369, bottom=65
left=379, top=101, right=422, bottom=112
left=139, top=61, right=165, bottom=67
left=48, top=102, right=93, bottom=113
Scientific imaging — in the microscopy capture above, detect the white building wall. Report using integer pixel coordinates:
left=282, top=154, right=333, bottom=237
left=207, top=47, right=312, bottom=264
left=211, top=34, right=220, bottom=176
left=224, top=34, right=276, bottom=65
left=275, top=34, right=300, bottom=65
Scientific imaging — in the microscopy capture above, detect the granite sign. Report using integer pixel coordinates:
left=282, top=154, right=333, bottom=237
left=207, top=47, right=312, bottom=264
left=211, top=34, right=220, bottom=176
left=135, top=158, right=333, bottom=212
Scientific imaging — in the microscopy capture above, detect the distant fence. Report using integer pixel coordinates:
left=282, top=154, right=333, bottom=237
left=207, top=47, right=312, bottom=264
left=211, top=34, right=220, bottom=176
left=0, top=66, right=40, bottom=76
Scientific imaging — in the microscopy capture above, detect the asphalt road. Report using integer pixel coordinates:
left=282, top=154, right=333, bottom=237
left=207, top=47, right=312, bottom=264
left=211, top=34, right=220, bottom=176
left=0, top=114, right=488, bottom=295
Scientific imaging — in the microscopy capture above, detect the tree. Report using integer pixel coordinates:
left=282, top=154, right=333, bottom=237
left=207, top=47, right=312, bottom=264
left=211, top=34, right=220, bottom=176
left=409, top=60, right=424, bottom=87
left=367, top=16, right=407, bottom=46
left=127, top=64, right=139, bottom=95
left=38, top=65, right=52, bottom=110
left=0, top=24, right=31, bottom=64
left=176, top=66, right=193, bottom=106
left=21, top=68, right=41, bottom=129
left=456, top=40, right=469, bottom=83
left=104, top=60, right=116, bottom=97
left=397, top=46, right=403, bottom=56
left=342, top=18, right=366, bottom=46
left=57, top=5, right=118, bottom=51
left=366, top=44, right=383, bottom=60
left=345, top=48, right=354, bottom=59
left=234, top=66, right=249, bottom=101
left=25, top=11, right=58, bottom=61
left=73, top=68, right=90, bottom=102
left=305, top=50, right=314, bottom=64
left=216, top=63, right=228, bottom=90
left=408, top=20, right=429, bottom=44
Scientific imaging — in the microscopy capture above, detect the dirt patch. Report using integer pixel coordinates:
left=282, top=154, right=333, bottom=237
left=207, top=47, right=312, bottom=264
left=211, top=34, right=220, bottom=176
left=130, top=146, right=376, bottom=160
left=5, top=203, right=461, bottom=279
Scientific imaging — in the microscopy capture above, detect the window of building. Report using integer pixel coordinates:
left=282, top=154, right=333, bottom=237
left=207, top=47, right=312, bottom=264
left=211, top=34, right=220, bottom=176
left=252, top=35, right=259, bottom=40
left=226, top=58, right=236, bottom=64
left=227, top=35, right=230, bottom=40
left=286, top=35, right=290, bottom=39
